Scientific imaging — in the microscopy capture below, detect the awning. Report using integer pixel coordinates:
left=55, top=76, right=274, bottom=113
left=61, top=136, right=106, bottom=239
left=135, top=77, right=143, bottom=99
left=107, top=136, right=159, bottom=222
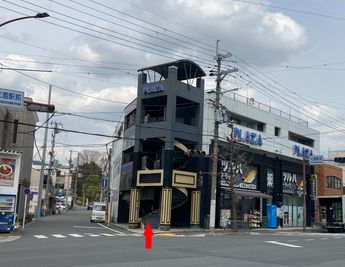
left=222, top=187, right=272, bottom=199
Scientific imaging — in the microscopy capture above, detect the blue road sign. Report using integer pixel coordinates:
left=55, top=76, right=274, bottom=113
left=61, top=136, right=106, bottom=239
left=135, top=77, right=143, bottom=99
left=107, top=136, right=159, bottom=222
left=309, top=155, right=324, bottom=165
left=101, top=178, right=108, bottom=188
left=23, top=187, right=31, bottom=195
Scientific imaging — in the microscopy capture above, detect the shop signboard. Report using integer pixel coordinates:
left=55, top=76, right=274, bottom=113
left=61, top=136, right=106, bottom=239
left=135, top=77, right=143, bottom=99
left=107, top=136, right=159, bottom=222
left=0, top=152, right=21, bottom=196
left=282, top=172, right=303, bottom=195
left=0, top=88, right=24, bottom=108
left=220, top=162, right=258, bottom=190
left=267, top=168, right=274, bottom=194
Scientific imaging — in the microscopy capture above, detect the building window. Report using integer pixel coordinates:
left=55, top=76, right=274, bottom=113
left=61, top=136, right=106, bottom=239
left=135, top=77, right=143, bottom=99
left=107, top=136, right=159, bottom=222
left=124, top=110, right=136, bottom=130
left=326, top=176, right=341, bottom=189
left=175, top=96, right=199, bottom=126
left=288, top=131, right=314, bottom=147
left=275, top=127, right=280, bottom=137
left=142, top=96, right=166, bottom=123
left=12, top=119, right=18, bottom=143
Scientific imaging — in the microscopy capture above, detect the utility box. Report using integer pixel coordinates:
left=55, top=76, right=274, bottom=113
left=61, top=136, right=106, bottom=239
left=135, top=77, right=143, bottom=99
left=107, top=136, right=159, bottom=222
left=267, top=204, right=277, bottom=228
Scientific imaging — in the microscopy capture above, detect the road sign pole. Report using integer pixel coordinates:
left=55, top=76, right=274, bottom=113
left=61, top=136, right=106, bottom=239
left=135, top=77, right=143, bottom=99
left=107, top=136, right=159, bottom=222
left=22, top=194, right=27, bottom=230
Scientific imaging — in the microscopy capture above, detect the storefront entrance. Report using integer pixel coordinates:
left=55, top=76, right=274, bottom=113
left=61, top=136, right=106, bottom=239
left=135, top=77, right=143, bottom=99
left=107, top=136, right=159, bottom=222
left=282, top=195, right=303, bottom=227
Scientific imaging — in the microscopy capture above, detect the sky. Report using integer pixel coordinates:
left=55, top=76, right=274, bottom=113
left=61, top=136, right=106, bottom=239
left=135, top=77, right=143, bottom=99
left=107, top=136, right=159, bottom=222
left=1, top=0, right=345, bottom=163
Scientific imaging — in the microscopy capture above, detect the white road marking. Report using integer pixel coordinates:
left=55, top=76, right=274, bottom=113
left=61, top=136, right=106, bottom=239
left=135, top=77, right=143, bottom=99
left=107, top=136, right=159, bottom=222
left=97, top=223, right=127, bottom=236
left=264, top=241, right=302, bottom=248
left=334, top=236, right=343, bottom=239
left=320, top=238, right=329, bottom=240
left=73, top=226, right=101, bottom=229
left=68, top=234, right=84, bottom=238
left=128, top=234, right=142, bottom=237
left=305, top=239, right=315, bottom=241
left=84, top=233, right=100, bottom=237
left=100, top=233, right=115, bottom=237
left=33, top=235, right=48, bottom=239
left=51, top=234, right=66, bottom=238
left=189, top=234, right=206, bottom=237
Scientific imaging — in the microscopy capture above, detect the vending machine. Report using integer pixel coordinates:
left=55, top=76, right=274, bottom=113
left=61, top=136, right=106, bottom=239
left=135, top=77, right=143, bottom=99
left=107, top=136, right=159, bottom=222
left=0, top=151, right=21, bottom=233
left=0, top=195, right=16, bottom=232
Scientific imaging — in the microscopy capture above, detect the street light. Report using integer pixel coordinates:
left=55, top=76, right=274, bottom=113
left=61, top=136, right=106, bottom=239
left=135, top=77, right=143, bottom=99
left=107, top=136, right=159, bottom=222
left=0, top=12, right=49, bottom=28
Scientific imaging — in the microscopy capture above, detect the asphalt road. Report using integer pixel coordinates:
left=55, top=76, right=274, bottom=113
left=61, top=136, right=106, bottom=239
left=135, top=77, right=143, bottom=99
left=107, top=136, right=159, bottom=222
left=1, top=207, right=345, bottom=267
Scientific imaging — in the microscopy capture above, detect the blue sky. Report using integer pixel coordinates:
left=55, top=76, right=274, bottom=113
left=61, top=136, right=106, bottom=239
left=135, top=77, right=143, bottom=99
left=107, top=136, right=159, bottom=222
left=1, top=0, right=345, bottom=162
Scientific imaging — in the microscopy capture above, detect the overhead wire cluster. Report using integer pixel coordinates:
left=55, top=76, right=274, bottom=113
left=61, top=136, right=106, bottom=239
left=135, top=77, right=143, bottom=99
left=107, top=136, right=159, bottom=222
left=1, top=0, right=345, bottom=155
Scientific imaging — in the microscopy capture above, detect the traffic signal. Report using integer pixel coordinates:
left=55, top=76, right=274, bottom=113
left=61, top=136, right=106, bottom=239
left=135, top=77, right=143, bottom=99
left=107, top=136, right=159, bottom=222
left=334, top=157, right=345, bottom=163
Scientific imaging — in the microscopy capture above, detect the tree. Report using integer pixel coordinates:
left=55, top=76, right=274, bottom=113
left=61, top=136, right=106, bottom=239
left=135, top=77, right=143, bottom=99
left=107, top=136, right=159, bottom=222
left=220, top=135, right=251, bottom=231
left=78, top=150, right=108, bottom=170
left=77, top=161, right=102, bottom=204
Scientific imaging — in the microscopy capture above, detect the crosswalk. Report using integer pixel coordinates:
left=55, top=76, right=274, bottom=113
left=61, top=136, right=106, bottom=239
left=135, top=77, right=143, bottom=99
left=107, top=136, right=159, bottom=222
left=33, top=232, right=142, bottom=239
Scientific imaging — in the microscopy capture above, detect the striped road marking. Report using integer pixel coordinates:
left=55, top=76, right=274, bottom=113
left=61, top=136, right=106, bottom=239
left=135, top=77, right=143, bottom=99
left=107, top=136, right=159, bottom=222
left=51, top=234, right=66, bottom=238
left=84, top=233, right=100, bottom=237
left=68, top=234, right=84, bottom=238
left=264, top=241, right=302, bottom=248
left=33, top=235, right=48, bottom=239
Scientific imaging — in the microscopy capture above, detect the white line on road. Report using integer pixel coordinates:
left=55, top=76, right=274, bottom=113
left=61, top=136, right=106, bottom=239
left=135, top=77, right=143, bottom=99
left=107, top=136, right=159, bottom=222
left=97, top=223, right=127, bottom=236
left=68, top=234, right=84, bottom=238
left=33, top=235, right=48, bottom=239
left=51, top=234, right=66, bottom=238
left=320, top=238, right=329, bottom=240
left=84, top=233, right=100, bottom=237
left=100, top=233, right=115, bottom=237
left=334, top=236, right=343, bottom=239
left=73, top=226, right=101, bottom=229
left=264, top=241, right=302, bottom=248
left=305, top=239, right=315, bottom=241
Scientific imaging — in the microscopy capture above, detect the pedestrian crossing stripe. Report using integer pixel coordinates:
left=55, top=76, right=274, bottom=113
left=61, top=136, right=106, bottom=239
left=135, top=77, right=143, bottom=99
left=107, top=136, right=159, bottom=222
left=32, top=232, right=206, bottom=239
left=51, top=234, right=66, bottom=238
left=68, top=234, right=83, bottom=237
left=33, top=235, right=48, bottom=239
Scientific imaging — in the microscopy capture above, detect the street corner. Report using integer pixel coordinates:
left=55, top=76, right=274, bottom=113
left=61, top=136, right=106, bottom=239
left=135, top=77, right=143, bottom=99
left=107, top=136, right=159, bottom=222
left=0, top=235, right=21, bottom=243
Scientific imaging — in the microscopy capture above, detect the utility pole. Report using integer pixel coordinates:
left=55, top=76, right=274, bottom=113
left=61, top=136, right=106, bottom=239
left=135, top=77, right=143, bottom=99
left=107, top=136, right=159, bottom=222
left=66, top=150, right=73, bottom=212
left=73, top=152, right=80, bottom=209
left=46, top=121, right=62, bottom=215
left=209, top=40, right=238, bottom=230
left=36, top=85, right=52, bottom=219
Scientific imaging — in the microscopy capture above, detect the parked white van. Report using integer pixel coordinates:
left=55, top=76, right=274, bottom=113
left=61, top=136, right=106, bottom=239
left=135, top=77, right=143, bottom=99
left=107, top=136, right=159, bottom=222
left=90, top=202, right=106, bottom=223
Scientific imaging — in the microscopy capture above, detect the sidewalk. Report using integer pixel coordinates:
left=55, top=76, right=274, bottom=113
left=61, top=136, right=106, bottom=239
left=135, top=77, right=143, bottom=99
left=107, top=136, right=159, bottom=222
left=112, top=223, right=325, bottom=236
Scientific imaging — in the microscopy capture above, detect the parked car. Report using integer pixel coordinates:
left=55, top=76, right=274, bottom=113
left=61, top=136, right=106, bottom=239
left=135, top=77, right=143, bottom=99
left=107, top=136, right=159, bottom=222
left=90, top=202, right=106, bottom=223
left=87, top=202, right=93, bottom=210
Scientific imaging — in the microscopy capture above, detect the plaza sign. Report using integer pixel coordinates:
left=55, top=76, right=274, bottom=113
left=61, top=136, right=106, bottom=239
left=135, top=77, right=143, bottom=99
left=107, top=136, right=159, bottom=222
left=143, top=84, right=164, bottom=95
left=0, top=88, right=24, bottom=108
left=232, top=127, right=263, bottom=146
left=292, top=144, right=313, bottom=158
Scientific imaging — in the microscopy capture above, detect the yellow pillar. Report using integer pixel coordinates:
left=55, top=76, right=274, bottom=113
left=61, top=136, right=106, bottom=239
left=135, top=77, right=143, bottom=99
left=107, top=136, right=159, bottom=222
left=190, top=191, right=201, bottom=227
left=128, top=188, right=140, bottom=228
left=160, top=188, right=172, bottom=230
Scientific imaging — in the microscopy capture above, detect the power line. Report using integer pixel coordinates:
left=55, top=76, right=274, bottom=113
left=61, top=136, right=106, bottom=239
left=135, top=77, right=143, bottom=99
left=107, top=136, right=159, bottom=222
left=233, top=0, right=345, bottom=22
left=0, top=62, right=131, bottom=105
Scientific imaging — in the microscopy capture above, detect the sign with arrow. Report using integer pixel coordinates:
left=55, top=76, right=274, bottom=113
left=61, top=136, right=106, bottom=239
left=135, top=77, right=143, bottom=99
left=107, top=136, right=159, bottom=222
left=143, top=223, right=154, bottom=249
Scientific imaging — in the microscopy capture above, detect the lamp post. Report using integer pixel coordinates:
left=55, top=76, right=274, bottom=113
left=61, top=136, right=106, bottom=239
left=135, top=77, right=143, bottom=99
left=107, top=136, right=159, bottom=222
left=0, top=13, right=49, bottom=28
